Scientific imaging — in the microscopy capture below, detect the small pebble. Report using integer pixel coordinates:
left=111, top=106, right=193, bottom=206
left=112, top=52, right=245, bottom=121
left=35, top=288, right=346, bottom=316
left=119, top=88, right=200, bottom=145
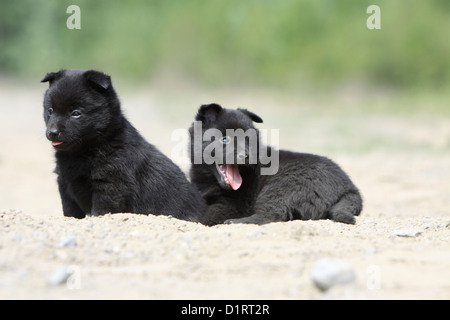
left=59, top=236, right=77, bottom=247
left=47, top=267, right=70, bottom=286
left=393, top=229, right=422, bottom=238
left=311, top=258, right=356, bottom=291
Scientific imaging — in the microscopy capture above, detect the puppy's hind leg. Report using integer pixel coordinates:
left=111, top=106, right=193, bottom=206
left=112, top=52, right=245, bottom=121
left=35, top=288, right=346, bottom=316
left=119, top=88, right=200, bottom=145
left=327, top=191, right=362, bottom=225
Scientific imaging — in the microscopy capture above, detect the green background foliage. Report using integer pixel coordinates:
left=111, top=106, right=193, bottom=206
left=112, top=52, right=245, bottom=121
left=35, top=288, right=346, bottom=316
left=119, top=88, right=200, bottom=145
left=1, top=0, right=449, bottom=90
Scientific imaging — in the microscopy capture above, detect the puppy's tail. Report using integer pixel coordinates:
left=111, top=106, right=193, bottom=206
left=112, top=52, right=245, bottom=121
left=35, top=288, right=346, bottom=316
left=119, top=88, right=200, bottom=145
left=327, top=191, right=363, bottom=224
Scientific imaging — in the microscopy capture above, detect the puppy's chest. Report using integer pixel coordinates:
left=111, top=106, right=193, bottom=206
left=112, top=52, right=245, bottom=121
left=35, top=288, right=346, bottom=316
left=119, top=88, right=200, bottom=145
left=56, top=153, right=122, bottom=194
left=57, top=155, right=90, bottom=177
left=59, top=159, right=111, bottom=182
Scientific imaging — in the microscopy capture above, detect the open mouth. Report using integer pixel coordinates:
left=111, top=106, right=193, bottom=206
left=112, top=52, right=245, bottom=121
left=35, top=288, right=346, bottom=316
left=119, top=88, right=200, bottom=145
left=50, top=140, right=73, bottom=150
left=215, top=163, right=243, bottom=190
left=51, top=141, right=64, bottom=147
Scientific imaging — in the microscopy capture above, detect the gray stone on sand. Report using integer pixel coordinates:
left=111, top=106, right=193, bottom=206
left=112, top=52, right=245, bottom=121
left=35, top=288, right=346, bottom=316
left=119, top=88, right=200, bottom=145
left=47, top=267, right=70, bottom=286
left=393, top=229, right=422, bottom=238
left=311, top=258, right=356, bottom=291
left=58, top=235, right=77, bottom=247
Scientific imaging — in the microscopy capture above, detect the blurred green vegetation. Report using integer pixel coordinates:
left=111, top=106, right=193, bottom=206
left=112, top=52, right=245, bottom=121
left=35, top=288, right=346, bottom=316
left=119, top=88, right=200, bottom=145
left=0, top=0, right=449, bottom=90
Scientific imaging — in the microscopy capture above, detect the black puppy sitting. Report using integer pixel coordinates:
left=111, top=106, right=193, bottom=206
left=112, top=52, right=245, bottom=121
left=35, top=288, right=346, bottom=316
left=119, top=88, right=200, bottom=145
left=189, top=103, right=363, bottom=225
left=42, top=69, right=206, bottom=220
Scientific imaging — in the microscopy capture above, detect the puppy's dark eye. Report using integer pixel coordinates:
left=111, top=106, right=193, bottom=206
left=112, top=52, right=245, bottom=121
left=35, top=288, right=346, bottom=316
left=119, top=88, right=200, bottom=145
left=71, top=110, right=81, bottom=118
left=222, top=136, right=230, bottom=144
left=48, top=108, right=53, bottom=115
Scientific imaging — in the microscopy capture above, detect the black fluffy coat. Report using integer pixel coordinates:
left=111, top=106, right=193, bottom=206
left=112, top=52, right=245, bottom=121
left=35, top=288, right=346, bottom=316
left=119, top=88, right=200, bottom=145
left=189, top=104, right=363, bottom=225
left=42, top=69, right=206, bottom=220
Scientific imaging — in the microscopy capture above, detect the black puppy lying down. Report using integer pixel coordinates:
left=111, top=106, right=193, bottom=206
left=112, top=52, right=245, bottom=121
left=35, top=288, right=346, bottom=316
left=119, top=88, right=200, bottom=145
left=42, top=69, right=206, bottom=220
left=189, top=103, right=362, bottom=225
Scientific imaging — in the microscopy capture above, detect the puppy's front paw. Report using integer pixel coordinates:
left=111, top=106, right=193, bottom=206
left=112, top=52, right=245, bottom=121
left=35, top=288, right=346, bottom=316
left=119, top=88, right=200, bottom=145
left=224, top=217, right=257, bottom=225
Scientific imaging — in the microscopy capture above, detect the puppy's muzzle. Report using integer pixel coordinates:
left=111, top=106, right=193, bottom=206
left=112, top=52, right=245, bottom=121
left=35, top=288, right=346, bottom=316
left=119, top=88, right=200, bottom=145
left=47, top=128, right=61, bottom=141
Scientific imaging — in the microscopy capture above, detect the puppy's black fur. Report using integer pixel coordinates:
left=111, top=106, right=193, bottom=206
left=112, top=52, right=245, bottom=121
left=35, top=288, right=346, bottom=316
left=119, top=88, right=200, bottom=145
left=189, top=103, right=363, bottom=225
left=42, top=69, right=206, bottom=220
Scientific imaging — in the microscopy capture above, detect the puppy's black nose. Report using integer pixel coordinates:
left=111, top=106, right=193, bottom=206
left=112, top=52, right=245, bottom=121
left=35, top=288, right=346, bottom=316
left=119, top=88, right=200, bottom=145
left=47, top=128, right=60, bottom=140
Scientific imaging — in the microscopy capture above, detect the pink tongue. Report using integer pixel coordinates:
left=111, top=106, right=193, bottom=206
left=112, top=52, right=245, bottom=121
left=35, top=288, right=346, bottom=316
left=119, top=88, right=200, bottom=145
left=225, top=164, right=242, bottom=190
left=52, top=141, right=63, bottom=146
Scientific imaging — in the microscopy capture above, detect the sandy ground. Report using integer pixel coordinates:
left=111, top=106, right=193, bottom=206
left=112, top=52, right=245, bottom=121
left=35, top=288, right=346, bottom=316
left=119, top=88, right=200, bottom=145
left=0, top=81, right=449, bottom=299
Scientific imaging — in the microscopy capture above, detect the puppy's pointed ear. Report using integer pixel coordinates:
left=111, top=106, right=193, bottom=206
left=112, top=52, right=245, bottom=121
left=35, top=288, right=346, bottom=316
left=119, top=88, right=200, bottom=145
left=84, top=70, right=111, bottom=92
left=195, top=103, right=223, bottom=123
left=40, top=70, right=63, bottom=86
left=238, top=108, right=263, bottom=123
